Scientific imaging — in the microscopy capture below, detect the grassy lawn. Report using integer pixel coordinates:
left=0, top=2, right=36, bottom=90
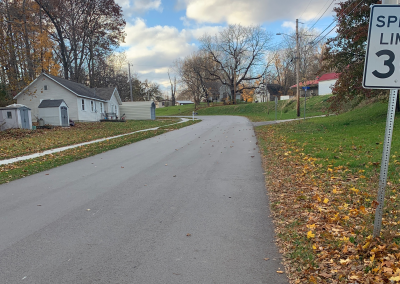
left=255, top=100, right=400, bottom=283
left=156, top=96, right=331, bottom=122
left=0, top=119, right=200, bottom=184
left=0, top=118, right=180, bottom=160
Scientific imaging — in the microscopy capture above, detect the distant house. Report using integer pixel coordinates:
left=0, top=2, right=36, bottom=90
left=290, top=72, right=340, bottom=97
left=176, top=100, right=194, bottom=106
left=254, top=84, right=284, bottom=102
left=0, top=104, right=32, bottom=131
left=318, top=73, right=340, bottom=95
left=14, top=73, right=122, bottom=122
left=155, top=99, right=172, bottom=108
left=290, top=79, right=319, bottom=97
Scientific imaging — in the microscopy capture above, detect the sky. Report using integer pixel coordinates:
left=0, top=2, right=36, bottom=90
left=114, top=0, right=340, bottom=93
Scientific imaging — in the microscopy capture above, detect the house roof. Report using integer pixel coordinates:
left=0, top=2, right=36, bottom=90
left=317, top=72, right=340, bottom=82
left=14, top=73, right=107, bottom=102
left=0, top=104, right=31, bottom=110
left=95, top=87, right=115, bottom=100
left=44, top=74, right=106, bottom=102
left=95, top=87, right=122, bottom=105
left=290, top=72, right=340, bottom=89
left=38, top=99, right=66, bottom=108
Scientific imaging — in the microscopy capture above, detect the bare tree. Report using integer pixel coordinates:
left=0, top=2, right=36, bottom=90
left=168, top=69, right=176, bottom=106
left=199, top=24, right=273, bottom=104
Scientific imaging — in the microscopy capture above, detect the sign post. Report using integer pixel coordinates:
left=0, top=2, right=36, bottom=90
left=302, top=86, right=310, bottom=120
left=363, top=3, right=399, bottom=238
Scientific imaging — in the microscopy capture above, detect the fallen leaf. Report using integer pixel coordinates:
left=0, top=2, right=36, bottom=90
left=186, top=233, right=191, bottom=237
left=264, top=258, right=269, bottom=261
left=276, top=271, right=284, bottom=274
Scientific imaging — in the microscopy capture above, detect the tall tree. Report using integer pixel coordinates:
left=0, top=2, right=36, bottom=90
left=323, top=0, right=385, bottom=112
left=199, top=24, right=273, bottom=104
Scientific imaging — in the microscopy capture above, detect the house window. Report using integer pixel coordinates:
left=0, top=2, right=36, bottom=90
left=44, top=85, right=47, bottom=90
left=81, top=99, right=85, bottom=111
left=91, top=101, right=94, bottom=112
left=100, top=102, right=103, bottom=113
left=7, top=111, right=12, bottom=119
left=114, top=105, right=117, bottom=114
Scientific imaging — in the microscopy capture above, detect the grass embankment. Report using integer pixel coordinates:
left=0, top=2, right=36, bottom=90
left=0, top=119, right=199, bottom=184
left=256, top=101, right=400, bottom=283
left=157, top=96, right=331, bottom=122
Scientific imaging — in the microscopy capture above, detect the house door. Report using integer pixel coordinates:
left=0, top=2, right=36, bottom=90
left=61, top=107, right=68, bottom=126
left=20, top=108, right=29, bottom=129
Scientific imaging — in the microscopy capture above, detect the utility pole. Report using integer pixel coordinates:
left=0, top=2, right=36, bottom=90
left=296, top=19, right=300, bottom=117
left=128, top=62, right=133, bottom=102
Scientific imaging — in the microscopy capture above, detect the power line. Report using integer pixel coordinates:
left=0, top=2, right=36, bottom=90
left=299, top=0, right=314, bottom=20
left=309, top=0, right=337, bottom=30
left=310, top=0, right=365, bottom=47
left=306, top=0, right=334, bottom=27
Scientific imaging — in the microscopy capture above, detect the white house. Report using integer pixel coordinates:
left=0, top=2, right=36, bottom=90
left=317, top=73, right=340, bottom=96
left=0, top=104, right=32, bottom=131
left=14, top=73, right=122, bottom=122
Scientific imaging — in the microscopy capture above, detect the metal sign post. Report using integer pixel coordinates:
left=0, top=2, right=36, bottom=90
left=363, top=2, right=399, bottom=238
left=275, top=96, right=277, bottom=121
left=302, top=86, right=310, bottom=120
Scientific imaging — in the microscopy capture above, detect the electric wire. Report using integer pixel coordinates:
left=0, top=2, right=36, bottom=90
left=309, top=0, right=337, bottom=30
left=309, top=0, right=365, bottom=47
left=299, top=0, right=314, bottom=20
left=306, top=0, right=334, bottom=28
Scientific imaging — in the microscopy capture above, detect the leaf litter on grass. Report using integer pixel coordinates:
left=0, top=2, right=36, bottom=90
left=256, top=124, right=400, bottom=284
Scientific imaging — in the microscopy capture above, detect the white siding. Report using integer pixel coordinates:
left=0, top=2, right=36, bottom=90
left=0, top=109, right=20, bottom=130
left=77, top=98, right=102, bottom=122
left=38, top=101, right=68, bottom=126
left=105, top=92, right=120, bottom=117
left=318, top=79, right=337, bottom=96
left=17, top=74, right=79, bottom=121
left=120, top=102, right=154, bottom=120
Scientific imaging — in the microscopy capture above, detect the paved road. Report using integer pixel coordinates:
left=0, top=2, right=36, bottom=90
left=0, top=116, right=288, bottom=284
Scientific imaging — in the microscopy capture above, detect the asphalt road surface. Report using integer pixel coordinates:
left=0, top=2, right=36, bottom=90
left=0, top=116, right=289, bottom=284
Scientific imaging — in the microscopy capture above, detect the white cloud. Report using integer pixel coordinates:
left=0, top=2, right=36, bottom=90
left=115, top=0, right=162, bottom=15
left=282, top=21, right=296, bottom=31
left=121, top=19, right=199, bottom=87
left=120, top=19, right=225, bottom=88
left=183, top=0, right=335, bottom=25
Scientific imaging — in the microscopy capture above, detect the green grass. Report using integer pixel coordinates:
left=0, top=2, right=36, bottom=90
left=0, top=118, right=180, bottom=160
left=156, top=96, right=332, bottom=122
left=260, top=101, right=400, bottom=181
left=0, top=120, right=200, bottom=184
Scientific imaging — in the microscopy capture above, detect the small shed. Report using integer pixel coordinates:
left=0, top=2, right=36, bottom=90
left=176, top=100, right=194, bottom=106
left=0, top=104, right=32, bottom=131
left=119, top=101, right=156, bottom=120
left=38, top=99, right=69, bottom=126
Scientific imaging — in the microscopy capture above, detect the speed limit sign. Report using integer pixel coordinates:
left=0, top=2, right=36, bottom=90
left=363, top=5, right=400, bottom=89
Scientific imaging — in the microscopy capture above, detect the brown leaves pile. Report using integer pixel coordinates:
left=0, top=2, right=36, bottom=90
left=256, top=126, right=400, bottom=284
